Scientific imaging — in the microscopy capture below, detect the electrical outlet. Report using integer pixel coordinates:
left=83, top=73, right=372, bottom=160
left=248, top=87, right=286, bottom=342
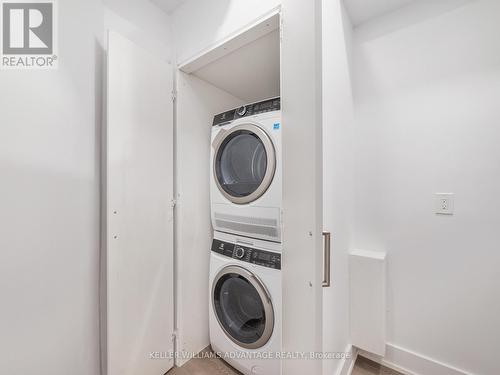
left=435, top=193, right=454, bottom=215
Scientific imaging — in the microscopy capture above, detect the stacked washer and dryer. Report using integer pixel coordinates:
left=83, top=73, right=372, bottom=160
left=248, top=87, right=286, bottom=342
left=208, top=97, right=282, bottom=375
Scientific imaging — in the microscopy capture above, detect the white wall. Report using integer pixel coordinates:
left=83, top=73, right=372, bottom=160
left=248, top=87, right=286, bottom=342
left=351, top=1, right=500, bottom=374
left=175, top=73, right=243, bottom=364
left=103, top=0, right=173, bottom=61
left=172, top=0, right=281, bottom=64
left=0, top=1, right=173, bottom=374
left=322, top=1, right=355, bottom=374
left=0, top=1, right=102, bottom=374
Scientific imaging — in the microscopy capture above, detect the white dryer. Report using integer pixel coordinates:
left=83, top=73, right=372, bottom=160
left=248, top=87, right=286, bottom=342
left=210, top=97, right=282, bottom=243
left=209, top=231, right=282, bottom=375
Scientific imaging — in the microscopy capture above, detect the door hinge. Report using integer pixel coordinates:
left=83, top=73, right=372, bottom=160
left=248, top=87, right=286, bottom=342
left=171, top=90, right=177, bottom=102
left=171, top=332, right=177, bottom=342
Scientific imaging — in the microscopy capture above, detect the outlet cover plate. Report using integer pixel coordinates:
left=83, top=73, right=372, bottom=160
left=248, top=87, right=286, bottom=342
left=435, top=193, right=454, bottom=215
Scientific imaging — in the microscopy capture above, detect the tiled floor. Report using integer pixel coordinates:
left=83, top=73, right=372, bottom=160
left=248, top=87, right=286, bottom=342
left=167, top=353, right=402, bottom=375
left=352, top=356, right=403, bottom=375
left=166, top=354, right=240, bottom=375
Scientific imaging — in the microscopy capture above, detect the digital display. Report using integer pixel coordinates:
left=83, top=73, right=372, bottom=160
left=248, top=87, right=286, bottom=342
left=258, top=253, right=272, bottom=262
left=254, top=101, right=272, bottom=111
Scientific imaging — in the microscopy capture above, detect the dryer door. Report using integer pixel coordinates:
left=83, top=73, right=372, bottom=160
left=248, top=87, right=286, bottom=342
left=213, top=124, right=276, bottom=205
left=212, top=266, right=274, bottom=349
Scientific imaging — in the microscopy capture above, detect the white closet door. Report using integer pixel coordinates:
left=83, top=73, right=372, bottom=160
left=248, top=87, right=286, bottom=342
left=106, top=31, right=174, bottom=375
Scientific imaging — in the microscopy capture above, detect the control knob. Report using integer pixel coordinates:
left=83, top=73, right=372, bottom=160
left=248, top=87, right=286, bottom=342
left=234, top=246, right=245, bottom=259
left=237, top=106, right=247, bottom=116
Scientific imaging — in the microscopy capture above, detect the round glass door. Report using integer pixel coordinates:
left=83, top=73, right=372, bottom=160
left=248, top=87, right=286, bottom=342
left=212, top=266, right=274, bottom=349
left=213, top=124, right=276, bottom=204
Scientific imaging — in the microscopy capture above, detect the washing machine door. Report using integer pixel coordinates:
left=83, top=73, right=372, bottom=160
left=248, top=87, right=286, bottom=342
left=213, top=124, right=276, bottom=205
left=212, top=265, right=274, bottom=349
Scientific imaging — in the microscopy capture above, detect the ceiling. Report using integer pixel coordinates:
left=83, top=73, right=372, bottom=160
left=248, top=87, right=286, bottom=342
left=344, top=0, right=416, bottom=26
left=150, top=0, right=416, bottom=24
left=150, top=0, right=185, bottom=14
left=150, top=0, right=416, bottom=26
left=192, top=30, right=280, bottom=103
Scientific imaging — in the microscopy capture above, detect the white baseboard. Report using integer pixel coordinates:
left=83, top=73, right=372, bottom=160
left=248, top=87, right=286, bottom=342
left=357, top=343, right=476, bottom=375
left=337, top=345, right=358, bottom=375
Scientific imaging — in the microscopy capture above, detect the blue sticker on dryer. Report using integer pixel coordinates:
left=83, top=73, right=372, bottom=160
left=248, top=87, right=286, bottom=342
left=273, top=123, right=280, bottom=130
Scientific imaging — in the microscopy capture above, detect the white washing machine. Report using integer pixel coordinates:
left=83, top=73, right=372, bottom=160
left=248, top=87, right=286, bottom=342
left=210, top=97, right=282, bottom=243
left=209, top=231, right=282, bottom=375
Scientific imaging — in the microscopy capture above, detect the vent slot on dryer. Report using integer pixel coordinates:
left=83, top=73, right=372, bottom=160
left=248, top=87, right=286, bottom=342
left=214, top=212, right=279, bottom=241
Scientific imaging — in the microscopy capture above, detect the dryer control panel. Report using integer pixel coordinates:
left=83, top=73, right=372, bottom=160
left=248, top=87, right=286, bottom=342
left=211, top=239, right=281, bottom=270
left=212, top=97, right=281, bottom=126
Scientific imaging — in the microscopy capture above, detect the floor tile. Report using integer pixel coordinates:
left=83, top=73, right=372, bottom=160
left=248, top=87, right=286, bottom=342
left=168, top=353, right=402, bottom=375
left=167, top=353, right=242, bottom=375
left=352, top=356, right=403, bottom=375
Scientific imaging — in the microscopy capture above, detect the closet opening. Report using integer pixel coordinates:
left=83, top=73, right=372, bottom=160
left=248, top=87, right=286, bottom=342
left=174, top=10, right=283, bottom=372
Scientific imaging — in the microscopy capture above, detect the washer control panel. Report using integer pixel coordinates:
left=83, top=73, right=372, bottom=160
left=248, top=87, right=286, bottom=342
left=211, top=239, right=281, bottom=270
left=212, top=97, right=280, bottom=126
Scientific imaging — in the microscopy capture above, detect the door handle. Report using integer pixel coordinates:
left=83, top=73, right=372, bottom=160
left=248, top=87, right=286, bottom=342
left=322, top=231, right=331, bottom=287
